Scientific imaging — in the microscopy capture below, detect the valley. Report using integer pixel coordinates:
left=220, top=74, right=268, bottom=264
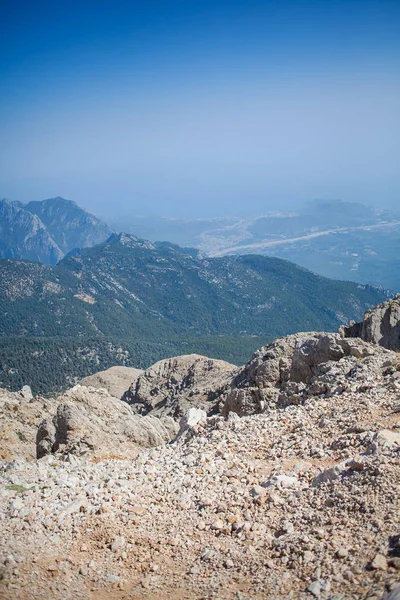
left=108, top=201, right=400, bottom=291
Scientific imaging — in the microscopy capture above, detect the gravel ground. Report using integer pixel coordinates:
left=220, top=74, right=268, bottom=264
left=1, top=382, right=399, bottom=600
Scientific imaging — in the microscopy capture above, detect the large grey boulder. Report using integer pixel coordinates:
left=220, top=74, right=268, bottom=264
left=342, top=295, right=400, bottom=350
left=36, top=385, right=179, bottom=458
left=122, top=354, right=237, bottom=418
left=230, top=333, right=307, bottom=389
left=221, top=387, right=273, bottom=418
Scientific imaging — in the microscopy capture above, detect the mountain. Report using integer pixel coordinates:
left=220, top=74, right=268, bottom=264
left=0, top=198, right=63, bottom=264
left=0, top=196, right=112, bottom=265
left=0, top=232, right=390, bottom=392
left=107, top=200, right=400, bottom=290
left=24, top=196, right=113, bottom=254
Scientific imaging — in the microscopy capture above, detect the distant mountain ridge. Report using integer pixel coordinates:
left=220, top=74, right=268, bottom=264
left=25, top=196, right=113, bottom=254
left=0, top=232, right=390, bottom=392
left=0, top=196, right=112, bottom=264
left=0, top=199, right=63, bottom=264
left=2, top=196, right=399, bottom=290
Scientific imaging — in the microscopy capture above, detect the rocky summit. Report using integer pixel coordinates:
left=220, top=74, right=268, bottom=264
left=0, top=299, right=400, bottom=599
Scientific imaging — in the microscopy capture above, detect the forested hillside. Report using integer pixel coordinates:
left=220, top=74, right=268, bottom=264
left=0, top=233, right=390, bottom=392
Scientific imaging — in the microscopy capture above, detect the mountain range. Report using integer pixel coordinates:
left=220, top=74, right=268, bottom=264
left=2, top=195, right=399, bottom=291
left=0, top=231, right=390, bottom=392
left=0, top=197, right=112, bottom=264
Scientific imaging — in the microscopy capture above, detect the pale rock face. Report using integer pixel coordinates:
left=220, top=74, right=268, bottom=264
left=19, top=386, right=33, bottom=401
left=24, top=196, right=113, bottom=255
left=221, top=333, right=307, bottom=417
left=230, top=333, right=306, bottom=389
left=221, top=387, right=267, bottom=418
left=289, top=334, right=375, bottom=383
left=122, top=354, right=237, bottom=418
left=343, top=294, right=400, bottom=350
left=0, top=198, right=63, bottom=264
left=80, top=366, right=143, bottom=399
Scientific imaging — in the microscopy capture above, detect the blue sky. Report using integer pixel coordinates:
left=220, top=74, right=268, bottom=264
left=0, top=0, right=399, bottom=217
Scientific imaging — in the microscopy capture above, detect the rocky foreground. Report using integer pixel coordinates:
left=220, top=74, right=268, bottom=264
left=1, top=299, right=400, bottom=600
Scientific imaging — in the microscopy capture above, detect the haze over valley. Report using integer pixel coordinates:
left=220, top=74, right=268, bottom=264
left=107, top=199, right=400, bottom=291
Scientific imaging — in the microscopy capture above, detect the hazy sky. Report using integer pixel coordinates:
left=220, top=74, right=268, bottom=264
left=0, top=0, right=399, bottom=217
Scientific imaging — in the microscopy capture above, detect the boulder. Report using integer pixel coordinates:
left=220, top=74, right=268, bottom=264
left=221, top=334, right=310, bottom=417
left=230, top=333, right=308, bottom=389
left=36, top=418, right=56, bottom=459
left=177, top=407, right=207, bottom=438
left=221, top=387, right=272, bottom=418
left=289, top=334, right=376, bottom=383
left=36, top=385, right=179, bottom=458
left=19, top=385, right=33, bottom=401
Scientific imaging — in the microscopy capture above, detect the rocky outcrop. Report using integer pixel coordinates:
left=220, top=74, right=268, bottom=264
left=1, top=381, right=181, bottom=461
left=342, top=295, right=400, bottom=350
left=5, top=329, right=400, bottom=463
left=3, top=303, right=400, bottom=599
left=222, top=332, right=395, bottom=417
left=80, top=366, right=143, bottom=399
left=122, top=354, right=237, bottom=418
left=36, top=385, right=179, bottom=458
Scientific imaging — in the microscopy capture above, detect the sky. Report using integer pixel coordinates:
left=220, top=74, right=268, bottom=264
left=0, top=0, right=399, bottom=218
